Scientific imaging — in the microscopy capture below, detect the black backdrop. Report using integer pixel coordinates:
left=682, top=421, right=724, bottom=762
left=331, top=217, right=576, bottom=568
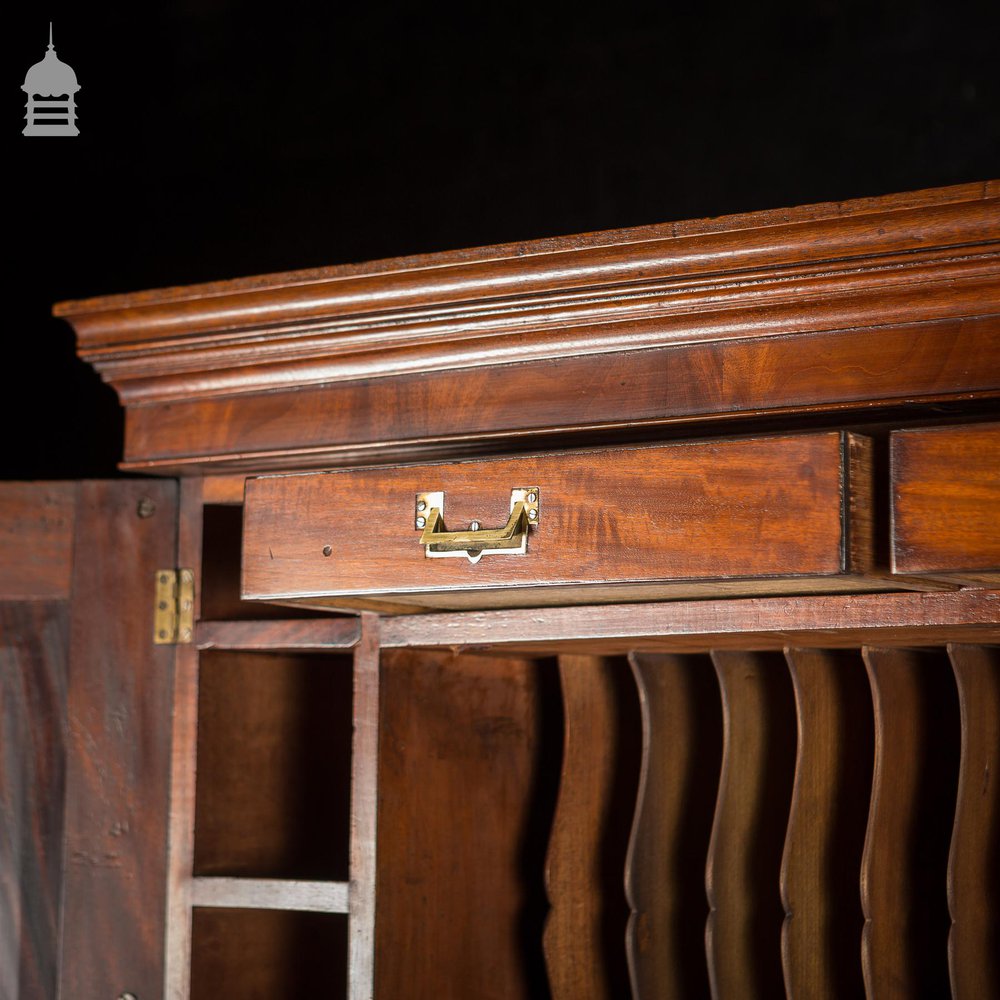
left=7, top=1, right=999, bottom=478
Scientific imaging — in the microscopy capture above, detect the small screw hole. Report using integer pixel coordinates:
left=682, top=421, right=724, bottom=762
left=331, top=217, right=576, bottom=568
left=322, top=545, right=333, bottom=557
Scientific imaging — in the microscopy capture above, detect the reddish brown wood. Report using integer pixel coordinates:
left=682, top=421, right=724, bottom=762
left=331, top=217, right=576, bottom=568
left=0, top=601, right=69, bottom=1000
left=242, top=432, right=874, bottom=611
left=196, top=617, right=359, bottom=650
left=861, top=648, right=960, bottom=999
left=378, top=589, right=1000, bottom=654
left=375, top=648, right=560, bottom=1000
left=0, top=482, right=75, bottom=599
left=706, top=651, right=796, bottom=1000
left=626, top=653, right=721, bottom=999
left=123, top=318, right=1000, bottom=473
left=194, top=649, right=353, bottom=880
left=891, top=423, right=1000, bottom=581
left=544, top=655, right=638, bottom=1000
left=59, top=480, right=179, bottom=999
left=780, top=648, right=872, bottom=999
left=947, top=644, right=1000, bottom=999
left=190, top=908, right=347, bottom=1000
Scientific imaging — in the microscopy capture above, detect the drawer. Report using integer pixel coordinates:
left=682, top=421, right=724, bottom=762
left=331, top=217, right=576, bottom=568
left=891, top=422, right=1000, bottom=584
left=241, top=431, right=884, bottom=613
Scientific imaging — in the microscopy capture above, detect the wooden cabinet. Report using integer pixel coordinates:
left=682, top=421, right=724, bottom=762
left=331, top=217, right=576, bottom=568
left=3, top=181, right=999, bottom=999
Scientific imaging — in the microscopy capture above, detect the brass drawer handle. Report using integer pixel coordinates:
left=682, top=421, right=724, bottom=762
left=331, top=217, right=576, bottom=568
left=415, top=488, right=540, bottom=563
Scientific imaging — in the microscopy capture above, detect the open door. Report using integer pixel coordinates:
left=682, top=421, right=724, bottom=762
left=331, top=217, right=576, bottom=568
left=0, top=480, right=178, bottom=1000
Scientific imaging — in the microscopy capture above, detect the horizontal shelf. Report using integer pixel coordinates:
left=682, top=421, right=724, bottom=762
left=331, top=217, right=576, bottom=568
left=190, top=877, right=349, bottom=914
left=378, top=589, right=1000, bottom=654
left=195, top=617, right=359, bottom=651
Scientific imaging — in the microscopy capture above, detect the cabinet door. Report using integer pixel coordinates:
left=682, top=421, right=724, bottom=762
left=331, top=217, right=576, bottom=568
left=0, top=480, right=178, bottom=1000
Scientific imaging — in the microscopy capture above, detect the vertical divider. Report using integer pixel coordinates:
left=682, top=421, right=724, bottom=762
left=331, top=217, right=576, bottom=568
left=626, top=653, right=721, bottom=1000
left=164, top=478, right=204, bottom=1000
left=706, top=651, right=796, bottom=1000
left=348, top=613, right=380, bottom=1000
left=947, top=643, right=1000, bottom=999
left=861, top=647, right=959, bottom=999
left=781, top=648, right=872, bottom=999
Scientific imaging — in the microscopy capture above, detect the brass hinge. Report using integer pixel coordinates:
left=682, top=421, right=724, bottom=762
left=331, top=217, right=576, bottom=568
left=154, top=569, right=195, bottom=644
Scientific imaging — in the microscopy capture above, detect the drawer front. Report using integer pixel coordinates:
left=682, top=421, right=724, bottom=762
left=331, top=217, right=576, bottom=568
left=242, top=431, right=875, bottom=611
left=891, top=422, right=1000, bottom=582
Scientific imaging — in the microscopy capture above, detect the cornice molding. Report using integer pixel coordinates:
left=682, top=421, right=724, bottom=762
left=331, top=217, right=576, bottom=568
left=56, top=183, right=1000, bottom=406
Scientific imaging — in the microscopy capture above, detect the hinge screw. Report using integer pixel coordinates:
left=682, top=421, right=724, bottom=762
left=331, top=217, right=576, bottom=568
left=415, top=516, right=426, bottom=529
left=416, top=500, right=427, bottom=511
left=470, top=521, right=481, bottom=531
left=528, top=508, right=537, bottom=520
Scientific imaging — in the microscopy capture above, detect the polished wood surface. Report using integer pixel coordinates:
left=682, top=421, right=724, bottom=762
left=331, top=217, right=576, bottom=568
left=947, top=644, right=1000, bottom=999
left=51, top=183, right=999, bottom=473
left=0, top=601, right=68, bottom=1000
left=544, top=656, right=639, bottom=1000
left=0, top=482, right=75, bottom=599
left=59, top=480, right=179, bottom=999
left=861, top=648, right=959, bottom=998
left=706, top=652, right=796, bottom=999
left=626, top=654, right=720, bottom=999
left=196, top=616, right=359, bottom=651
left=379, top=589, right=1000, bottom=654
left=891, top=423, right=1000, bottom=582
left=243, top=432, right=873, bottom=611
left=374, top=649, right=560, bottom=1000
left=781, top=649, right=871, bottom=999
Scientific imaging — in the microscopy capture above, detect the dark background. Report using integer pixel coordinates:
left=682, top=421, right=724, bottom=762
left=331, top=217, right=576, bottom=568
left=7, top=1, right=999, bottom=478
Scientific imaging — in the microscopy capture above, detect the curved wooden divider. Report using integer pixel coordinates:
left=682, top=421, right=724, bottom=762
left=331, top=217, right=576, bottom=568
left=781, top=648, right=872, bottom=999
left=626, top=653, right=721, bottom=999
left=706, top=651, right=796, bottom=999
left=947, top=643, right=1000, bottom=999
left=544, top=655, right=638, bottom=1000
left=861, top=647, right=959, bottom=998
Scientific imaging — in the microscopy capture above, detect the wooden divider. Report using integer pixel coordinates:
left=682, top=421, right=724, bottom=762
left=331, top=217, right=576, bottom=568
left=544, top=655, right=639, bottom=1000
left=947, top=643, right=1000, bottom=999
left=626, top=653, right=721, bottom=999
left=861, top=647, right=960, bottom=998
left=781, top=648, right=872, bottom=998
left=706, top=651, right=796, bottom=999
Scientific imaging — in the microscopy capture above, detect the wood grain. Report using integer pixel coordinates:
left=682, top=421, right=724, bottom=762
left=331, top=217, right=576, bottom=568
left=706, top=651, right=796, bottom=999
left=0, top=482, right=75, bottom=599
left=194, top=648, right=353, bottom=880
left=164, top=478, right=203, bottom=1000
left=544, top=655, right=639, bottom=1000
left=626, top=653, right=721, bottom=1000
left=190, top=908, right=347, bottom=999
left=196, top=616, right=360, bottom=650
left=947, top=643, right=1000, bottom=999
left=781, top=648, right=872, bottom=999
left=378, top=589, right=1000, bottom=655
left=349, top=614, right=379, bottom=1000
left=861, top=647, right=960, bottom=998
left=122, top=317, right=1000, bottom=473
left=243, top=432, right=868, bottom=609
left=0, top=601, right=69, bottom=1000
left=891, top=422, right=1000, bottom=581
left=375, top=649, right=561, bottom=1000
left=59, top=480, right=179, bottom=1000
left=190, top=877, right=349, bottom=913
